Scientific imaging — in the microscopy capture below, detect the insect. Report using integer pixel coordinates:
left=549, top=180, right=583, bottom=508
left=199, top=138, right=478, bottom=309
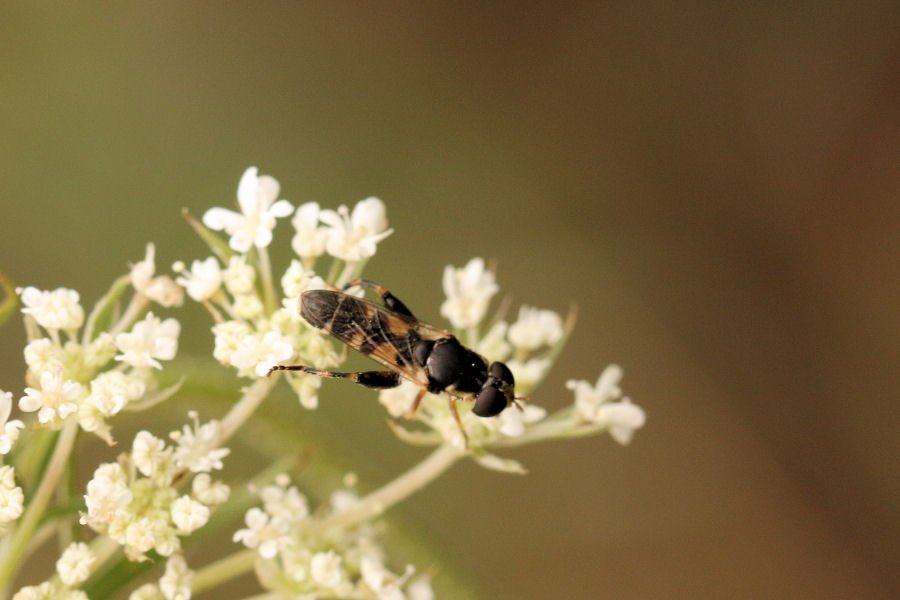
left=267, top=279, right=523, bottom=445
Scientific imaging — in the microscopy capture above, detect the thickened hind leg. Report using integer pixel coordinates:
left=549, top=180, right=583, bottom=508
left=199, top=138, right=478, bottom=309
left=343, top=279, right=416, bottom=318
left=267, top=364, right=401, bottom=389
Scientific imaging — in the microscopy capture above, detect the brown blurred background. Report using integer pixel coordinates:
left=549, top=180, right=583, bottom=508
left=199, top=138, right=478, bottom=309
left=1, top=3, right=899, bottom=599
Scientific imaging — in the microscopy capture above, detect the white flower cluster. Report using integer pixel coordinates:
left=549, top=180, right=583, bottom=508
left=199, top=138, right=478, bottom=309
left=0, top=166, right=646, bottom=600
left=381, top=258, right=645, bottom=468
left=11, top=542, right=96, bottom=599
left=201, top=166, right=392, bottom=263
left=16, top=249, right=182, bottom=442
left=0, top=464, right=24, bottom=534
left=0, top=391, right=25, bottom=536
left=80, top=416, right=230, bottom=561
left=233, top=474, right=432, bottom=600
left=182, top=166, right=392, bottom=409
left=567, top=364, right=646, bottom=445
left=126, top=554, right=193, bottom=600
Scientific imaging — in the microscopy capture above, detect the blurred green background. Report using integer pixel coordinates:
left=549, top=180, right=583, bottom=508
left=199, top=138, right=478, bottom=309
left=2, top=3, right=899, bottom=599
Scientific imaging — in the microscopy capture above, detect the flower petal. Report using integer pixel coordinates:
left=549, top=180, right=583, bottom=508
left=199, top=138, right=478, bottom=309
left=236, top=167, right=260, bottom=215
left=202, top=207, right=242, bottom=231
left=268, top=198, right=294, bottom=218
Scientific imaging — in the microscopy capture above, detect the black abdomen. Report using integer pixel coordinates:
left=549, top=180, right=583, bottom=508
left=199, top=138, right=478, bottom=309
left=300, top=290, right=340, bottom=329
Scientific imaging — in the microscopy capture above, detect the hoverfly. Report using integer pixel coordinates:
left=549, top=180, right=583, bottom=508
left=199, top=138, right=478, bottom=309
left=267, top=279, right=523, bottom=445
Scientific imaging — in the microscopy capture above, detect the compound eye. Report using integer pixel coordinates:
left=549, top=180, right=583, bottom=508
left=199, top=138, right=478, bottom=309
left=473, top=386, right=508, bottom=417
left=489, top=361, right=515, bottom=386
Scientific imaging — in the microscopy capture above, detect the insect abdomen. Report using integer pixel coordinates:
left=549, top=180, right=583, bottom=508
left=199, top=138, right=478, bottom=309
left=300, top=290, right=340, bottom=329
left=301, top=290, right=372, bottom=342
left=300, top=290, right=419, bottom=360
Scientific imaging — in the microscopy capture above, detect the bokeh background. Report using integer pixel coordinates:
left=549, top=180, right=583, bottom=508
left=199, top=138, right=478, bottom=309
left=2, top=3, right=899, bottom=599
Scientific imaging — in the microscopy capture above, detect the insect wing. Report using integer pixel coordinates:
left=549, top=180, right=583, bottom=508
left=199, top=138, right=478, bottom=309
left=301, top=290, right=440, bottom=387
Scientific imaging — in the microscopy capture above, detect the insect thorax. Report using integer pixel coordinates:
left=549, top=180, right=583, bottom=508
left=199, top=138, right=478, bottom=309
left=423, top=337, right=488, bottom=396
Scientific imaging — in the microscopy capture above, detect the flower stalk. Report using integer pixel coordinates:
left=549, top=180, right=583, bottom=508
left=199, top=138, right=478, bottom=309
left=0, top=419, right=77, bottom=587
left=321, top=444, right=461, bottom=531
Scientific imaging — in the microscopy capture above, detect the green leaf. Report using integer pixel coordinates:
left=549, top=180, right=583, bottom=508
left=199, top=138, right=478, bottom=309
left=82, top=274, right=131, bottom=342
left=182, top=208, right=234, bottom=263
left=0, top=272, right=17, bottom=328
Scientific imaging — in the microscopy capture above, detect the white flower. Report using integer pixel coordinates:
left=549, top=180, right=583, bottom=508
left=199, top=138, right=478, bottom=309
left=115, top=312, right=180, bottom=369
left=19, top=369, right=83, bottom=424
left=211, top=320, right=252, bottom=366
left=507, top=306, right=563, bottom=351
left=56, top=542, right=96, bottom=586
left=191, top=473, right=230, bottom=506
left=291, top=370, right=322, bottom=410
left=329, top=488, right=360, bottom=513
left=229, top=328, right=294, bottom=377
left=260, top=479, right=309, bottom=523
left=125, top=516, right=164, bottom=555
left=280, top=259, right=323, bottom=299
left=82, top=463, right=132, bottom=529
left=407, top=575, right=435, bottom=600
left=20, top=287, right=84, bottom=330
left=440, top=258, right=498, bottom=329
left=378, top=380, right=420, bottom=419
left=233, top=507, right=290, bottom=559
left=232, top=293, right=264, bottom=320
left=0, top=391, right=25, bottom=454
left=170, top=496, right=210, bottom=534
left=128, top=583, right=164, bottom=600
left=360, top=557, right=413, bottom=600
left=151, top=525, right=180, bottom=559
left=569, top=364, right=621, bottom=410
left=83, top=332, right=117, bottom=368
left=132, top=431, right=174, bottom=480
left=476, top=321, right=511, bottom=362
left=567, top=365, right=646, bottom=444
left=87, top=371, right=146, bottom=417
left=23, top=338, right=64, bottom=377
left=489, top=402, right=546, bottom=438
left=319, top=197, right=393, bottom=261
left=0, top=465, right=24, bottom=523
left=202, top=167, right=294, bottom=253
left=11, top=582, right=48, bottom=600
left=174, top=257, right=222, bottom=302
left=170, top=412, right=230, bottom=473
left=291, top=201, right=329, bottom=259
left=11, top=582, right=64, bottom=600
left=222, top=255, right=256, bottom=295
left=506, top=357, right=550, bottom=396
left=159, top=554, right=193, bottom=600
left=13, top=583, right=89, bottom=600
left=131, top=244, right=184, bottom=307
left=310, top=550, right=344, bottom=588
left=599, top=401, right=646, bottom=444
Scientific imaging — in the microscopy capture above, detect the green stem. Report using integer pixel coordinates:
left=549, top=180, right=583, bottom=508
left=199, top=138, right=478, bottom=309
left=108, top=294, right=150, bottom=337
left=256, top=246, right=277, bottom=315
left=320, top=444, right=461, bottom=531
left=325, top=258, right=344, bottom=286
left=0, top=419, right=78, bottom=593
left=192, top=548, right=256, bottom=594
left=218, top=377, right=275, bottom=444
left=82, top=274, right=131, bottom=344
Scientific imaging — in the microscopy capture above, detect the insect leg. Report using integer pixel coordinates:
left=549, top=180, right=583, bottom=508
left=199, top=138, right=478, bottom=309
left=448, top=398, right=470, bottom=448
left=267, top=365, right=401, bottom=389
left=343, top=279, right=416, bottom=318
left=405, top=388, right=427, bottom=419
